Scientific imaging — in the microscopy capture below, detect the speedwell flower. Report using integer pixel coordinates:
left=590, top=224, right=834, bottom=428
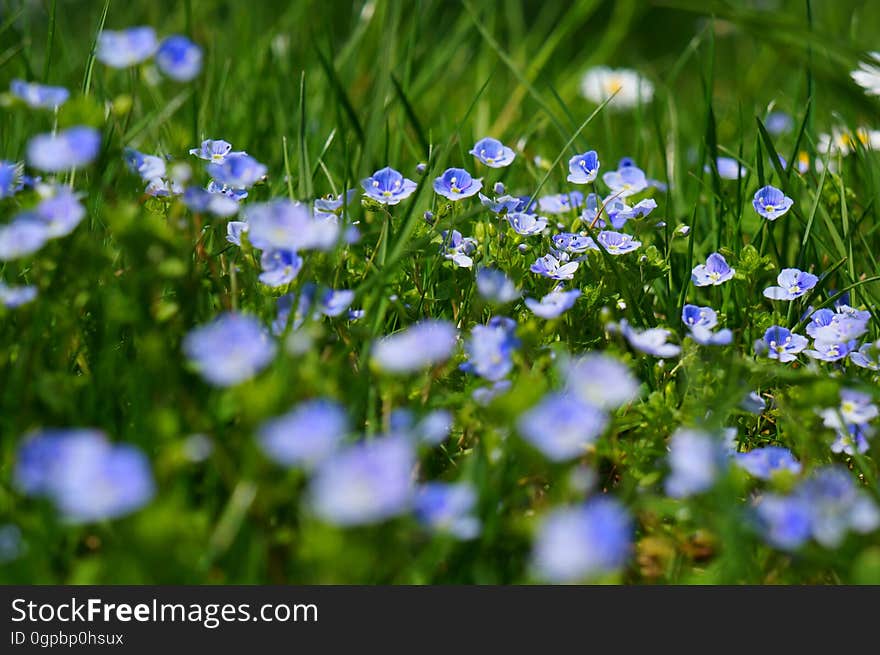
left=506, top=212, right=547, bottom=236
left=258, top=250, right=302, bottom=288
left=525, top=286, right=581, bottom=319
left=530, top=253, right=578, bottom=280
left=552, top=232, right=597, bottom=254
left=26, top=127, right=101, bottom=172
left=616, top=319, right=681, bottom=358
left=440, top=230, right=477, bottom=268
left=257, top=399, right=348, bottom=469
left=567, top=151, right=600, bottom=184
left=735, top=447, right=802, bottom=480
left=761, top=326, right=808, bottom=362
left=0, top=218, right=49, bottom=261
left=461, top=317, right=519, bottom=381
left=183, top=313, right=276, bottom=387
left=362, top=167, right=417, bottom=205
left=665, top=428, right=726, bottom=498
left=371, top=321, right=457, bottom=374
left=476, top=267, right=520, bottom=304
left=0, top=281, right=38, bottom=308
left=155, top=35, right=203, bottom=81
left=415, top=483, right=481, bottom=540
left=207, top=153, right=267, bottom=189
left=753, top=185, right=794, bottom=221
left=596, top=230, right=641, bottom=254
left=517, top=393, right=608, bottom=461
left=10, top=79, right=69, bottom=109
left=538, top=191, right=584, bottom=214
left=562, top=353, right=639, bottom=410
left=433, top=167, right=482, bottom=201
left=469, top=137, right=515, bottom=168
left=602, top=166, right=647, bottom=197
left=763, top=268, right=818, bottom=301
left=96, top=26, right=158, bottom=68
left=691, top=252, right=735, bottom=287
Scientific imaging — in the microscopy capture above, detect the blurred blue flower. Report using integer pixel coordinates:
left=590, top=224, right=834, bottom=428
left=0, top=161, right=23, bottom=198
left=740, top=391, right=767, bottom=414
left=596, top=230, right=641, bottom=254
left=31, top=185, right=86, bottom=237
left=795, top=466, right=880, bottom=548
left=563, top=353, right=640, bottom=409
left=476, top=267, right=520, bottom=304
left=538, top=191, right=583, bottom=214
left=691, top=252, right=735, bottom=286
left=226, top=220, right=248, bottom=246
left=314, top=190, right=357, bottom=213
left=245, top=200, right=339, bottom=252
left=308, top=436, right=414, bottom=526
left=851, top=341, right=880, bottom=370
left=602, top=166, right=647, bottom=197
left=124, top=148, right=166, bottom=181
left=735, top=446, right=801, bottom=479
left=183, top=313, right=276, bottom=386
left=0, top=281, right=38, bottom=308
left=155, top=35, right=203, bottom=81
left=665, top=428, right=726, bottom=498
left=831, top=424, right=872, bottom=455
left=567, top=151, right=600, bottom=184
left=272, top=287, right=315, bottom=335
left=552, top=232, right=597, bottom=254
left=753, top=185, right=794, bottom=221
left=766, top=111, right=793, bottom=135
left=710, top=157, right=746, bottom=180
left=532, top=498, right=632, bottom=582
left=433, top=167, right=482, bottom=201
left=806, top=307, right=868, bottom=344
left=763, top=268, right=818, bottom=301
left=820, top=389, right=878, bottom=428
left=617, top=319, right=681, bottom=358
left=27, top=126, right=101, bottom=172
left=0, top=217, right=49, bottom=261
left=259, top=249, right=302, bottom=287
left=207, top=153, right=267, bottom=189
left=530, top=253, right=578, bottom=280
left=96, top=26, right=158, bottom=68
left=470, top=137, right=515, bottom=168
left=506, top=212, right=547, bottom=236
left=761, top=326, right=808, bottom=362
left=318, top=288, right=355, bottom=317
left=189, top=139, right=236, bottom=163
left=525, top=286, right=580, bottom=319
left=754, top=494, right=813, bottom=550
left=518, top=393, right=608, bottom=461
left=15, top=429, right=154, bottom=523
left=472, top=379, right=512, bottom=406
left=258, top=399, right=348, bottom=468
left=183, top=187, right=240, bottom=217
left=372, top=320, right=457, bottom=374
left=681, top=304, right=732, bottom=346
left=415, top=482, right=481, bottom=539
left=362, top=167, right=417, bottom=205
left=461, top=317, right=519, bottom=381
left=440, top=229, right=477, bottom=268
left=10, top=79, right=69, bottom=109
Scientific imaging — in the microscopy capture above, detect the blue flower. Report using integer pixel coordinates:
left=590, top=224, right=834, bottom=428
left=531, top=498, right=632, bottom=582
left=124, top=148, right=166, bottom=181
left=372, top=320, right=457, bottom=374
left=182, top=187, right=240, bottom=217
left=0, top=217, right=49, bottom=261
left=461, top=317, right=519, bottom=381
left=27, top=126, right=101, bottom=172
left=506, top=212, right=547, bottom=236
left=207, top=153, right=267, bottom=189
left=763, top=268, right=818, bottom=301
left=318, top=288, right=355, bottom=317
left=245, top=200, right=339, bottom=252
left=362, top=167, right=417, bottom=205
left=15, top=429, right=154, bottom=523
left=754, top=494, right=813, bottom=550
left=189, top=139, right=237, bottom=163
left=155, top=35, right=203, bottom=81
left=753, top=185, right=794, bottom=220
left=96, top=26, right=158, bottom=68
left=530, top=253, right=578, bottom=280
left=226, top=220, right=248, bottom=245
left=562, top=353, right=640, bottom=409
left=469, top=137, right=516, bottom=168
left=314, top=190, right=357, bottom=213
left=31, top=185, right=86, bottom=237
left=258, top=399, right=348, bottom=468
left=440, top=230, right=477, bottom=268
left=710, top=156, right=746, bottom=180
left=525, top=286, right=580, bottom=319
left=272, top=287, right=315, bottom=335
left=596, top=230, right=641, bottom=254
left=804, top=339, right=856, bottom=362
left=794, top=466, right=880, bottom=548
left=850, top=341, right=880, bottom=370
left=552, top=232, right=597, bottom=254
left=602, top=166, right=647, bottom=197
left=665, top=428, right=726, bottom=498
left=830, top=424, right=872, bottom=455
left=476, top=267, right=520, bottom=304
left=259, top=249, right=302, bottom=287
left=567, top=151, right=600, bottom=184
left=766, top=111, right=793, bottom=135
left=478, top=193, right=524, bottom=214
left=433, top=167, right=482, bottom=201
left=0, top=161, right=22, bottom=198
left=735, top=446, right=801, bottom=479
left=538, top=191, right=583, bottom=214
left=472, top=379, right=512, bottom=406
left=681, top=304, right=733, bottom=346
left=0, top=281, right=38, bottom=308
left=308, top=436, right=414, bottom=526
left=517, top=393, right=608, bottom=461
left=10, top=79, right=69, bottom=109
left=821, top=389, right=878, bottom=427
left=760, top=326, right=808, bottom=362
left=740, top=391, right=767, bottom=414
left=691, top=252, right=735, bottom=286
left=415, top=482, right=481, bottom=539
left=183, top=313, right=276, bottom=386
left=617, top=319, right=681, bottom=358
left=805, top=307, right=868, bottom=344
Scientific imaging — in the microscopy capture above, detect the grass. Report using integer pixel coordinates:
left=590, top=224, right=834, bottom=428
left=1, top=0, right=880, bottom=584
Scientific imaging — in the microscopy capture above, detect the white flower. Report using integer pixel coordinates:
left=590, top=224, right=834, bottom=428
left=851, top=52, right=880, bottom=96
left=580, top=67, right=653, bottom=110
left=817, top=126, right=880, bottom=157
